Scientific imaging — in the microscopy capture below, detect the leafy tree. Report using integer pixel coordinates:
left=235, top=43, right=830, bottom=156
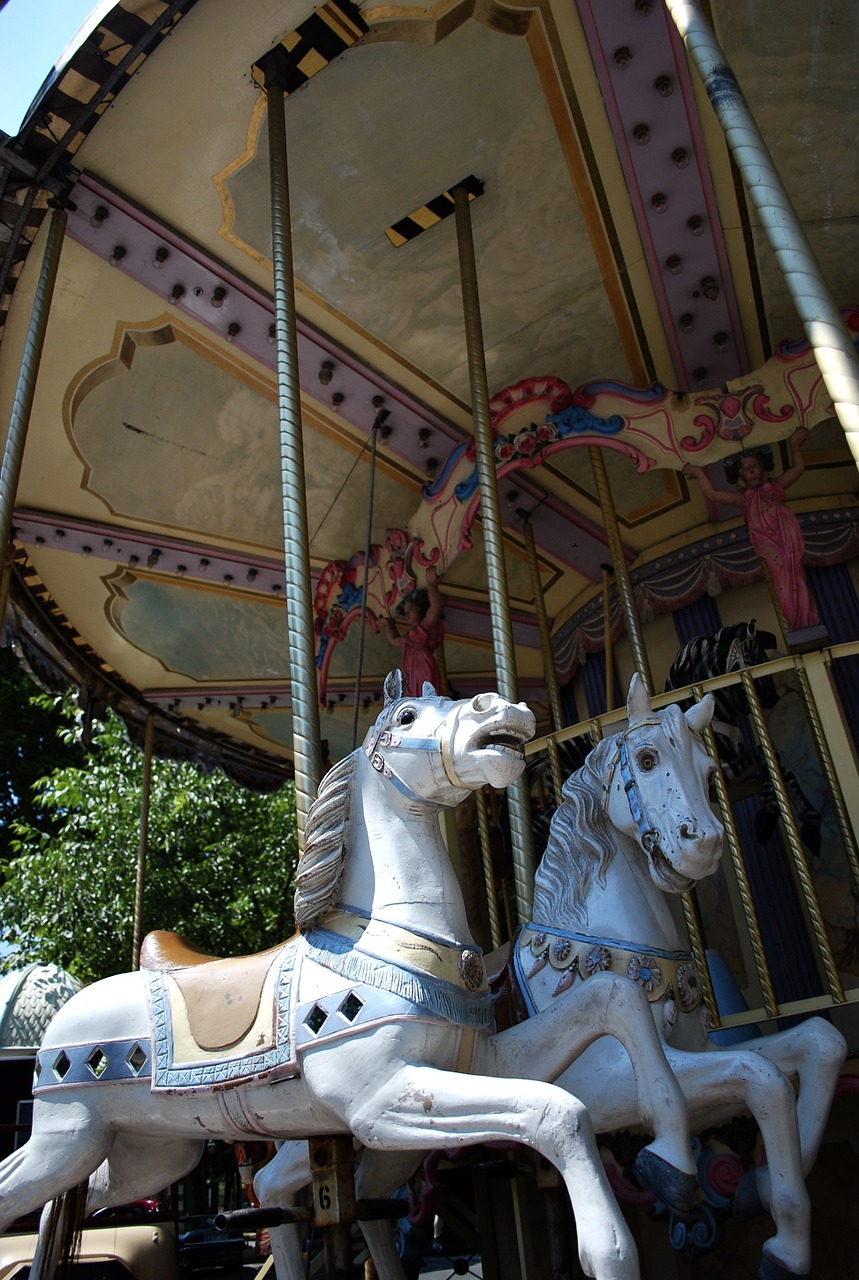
left=0, top=646, right=83, bottom=861
left=1, top=705, right=298, bottom=984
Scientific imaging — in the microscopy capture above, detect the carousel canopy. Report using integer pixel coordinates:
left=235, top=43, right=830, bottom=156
left=0, top=0, right=857, bottom=778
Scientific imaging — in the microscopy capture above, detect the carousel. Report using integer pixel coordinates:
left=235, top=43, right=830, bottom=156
left=1, top=1, right=859, bottom=1277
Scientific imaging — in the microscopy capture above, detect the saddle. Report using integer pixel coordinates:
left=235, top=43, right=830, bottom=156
left=140, top=930, right=293, bottom=1052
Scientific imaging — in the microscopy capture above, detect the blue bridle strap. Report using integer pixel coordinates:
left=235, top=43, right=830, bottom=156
left=617, top=733, right=662, bottom=856
left=365, top=725, right=461, bottom=805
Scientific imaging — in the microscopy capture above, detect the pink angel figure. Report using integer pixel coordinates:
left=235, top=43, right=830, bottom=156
left=386, top=564, right=445, bottom=696
left=683, top=427, right=820, bottom=631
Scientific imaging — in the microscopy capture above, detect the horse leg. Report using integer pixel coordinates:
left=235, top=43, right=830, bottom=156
left=253, top=1141, right=314, bottom=1280
left=84, top=1134, right=204, bottom=1213
left=481, top=970, right=697, bottom=1207
left=671, top=1047, right=811, bottom=1276
left=735, top=1018, right=846, bottom=1177
left=354, top=1148, right=421, bottom=1280
left=348, top=1065, right=638, bottom=1280
left=0, top=1110, right=112, bottom=1232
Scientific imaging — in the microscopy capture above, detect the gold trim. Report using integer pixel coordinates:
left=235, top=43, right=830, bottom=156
left=322, top=910, right=487, bottom=992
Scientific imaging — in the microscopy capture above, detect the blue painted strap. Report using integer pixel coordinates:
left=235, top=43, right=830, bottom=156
left=618, top=737, right=661, bottom=853
left=35, top=1037, right=151, bottom=1090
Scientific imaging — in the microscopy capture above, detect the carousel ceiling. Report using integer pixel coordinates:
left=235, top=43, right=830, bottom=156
left=0, top=0, right=857, bottom=779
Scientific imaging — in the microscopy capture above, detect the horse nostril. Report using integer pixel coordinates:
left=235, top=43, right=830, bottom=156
left=680, top=820, right=698, bottom=840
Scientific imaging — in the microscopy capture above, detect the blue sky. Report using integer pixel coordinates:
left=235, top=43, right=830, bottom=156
left=0, top=0, right=108, bottom=136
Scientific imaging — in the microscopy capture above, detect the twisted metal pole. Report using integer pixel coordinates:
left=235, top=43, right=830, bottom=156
left=588, top=446, right=653, bottom=696
left=740, top=669, right=844, bottom=1004
left=665, top=0, right=859, bottom=466
left=350, top=407, right=387, bottom=751
left=0, top=206, right=66, bottom=621
left=131, top=712, right=155, bottom=970
left=521, top=515, right=564, bottom=800
left=453, top=182, right=535, bottom=920
left=263, top=65, right=322, bottom=844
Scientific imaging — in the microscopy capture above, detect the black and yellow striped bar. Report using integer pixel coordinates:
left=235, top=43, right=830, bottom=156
left=252, top=0, right=368, bottom=95
left=386, top=175, right=484, bottom=247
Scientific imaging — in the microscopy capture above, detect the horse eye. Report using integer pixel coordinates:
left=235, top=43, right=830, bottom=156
left=637, top=751, right=657, bottom=772
left=398, top=707, right=417, bottom=726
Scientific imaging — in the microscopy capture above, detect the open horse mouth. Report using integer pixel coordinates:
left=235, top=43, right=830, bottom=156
left=473, top=721, right=533, bottom=755
left=648, top=843, right=696, bottom=893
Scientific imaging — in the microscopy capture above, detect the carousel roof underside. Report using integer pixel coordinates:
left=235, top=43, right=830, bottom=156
left=1, top=0, right=858, bottom=782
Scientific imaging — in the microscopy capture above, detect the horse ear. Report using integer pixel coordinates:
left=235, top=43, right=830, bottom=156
left=685, top=694, right=715, bottom=733
left=384, top=670, right=404, bottom=705
left=626, top=672, right=652, bottom=724
left=421, top=681, right=438, bottom=698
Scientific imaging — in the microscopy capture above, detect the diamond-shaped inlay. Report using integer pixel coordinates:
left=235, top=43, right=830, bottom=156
left=52, top=1051, right=71, bottom=1080
left=338, top=992, right=364, bottom=1022
left=86, top=1047, right=109, bottom=1078
left=304, top=1004, right=328, bottom=1036
left=126, top=1043, right=147, bottom=1075
left=33, top=1060, right=42, bottom=1082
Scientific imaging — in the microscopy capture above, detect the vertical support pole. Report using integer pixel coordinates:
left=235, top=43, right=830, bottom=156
left=452, top=182, right=535, bottom=919
left=261, top=59, right=322, bottom=844
left=351, top=407, right=386, bottom=750
left=131, top=711, right=155, bottom=971
left=476, top=787, right=502, bottom=948
left=601, top=563, right=615, bottom=713
left=740, top=668, right=845, bottom=1003
left=521, top=516, right=563, bottom=800
left=0, top=206, right=67, bottom=622
left=309, top=1135, right=356, bottom=1280
left=665, top=0, right=859, bottom=468
left=588, top=446, right=653, bottom=696
left=692, top=683, right=779, bottom=1018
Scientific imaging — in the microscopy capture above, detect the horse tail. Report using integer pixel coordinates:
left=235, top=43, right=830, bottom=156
left=31, top=1181, right=88, bottom=1280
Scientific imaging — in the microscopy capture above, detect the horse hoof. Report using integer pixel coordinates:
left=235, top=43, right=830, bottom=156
left=632, top=1148, right=697, bottom=1214
left=759, top=1248, right=809, bottom=1279
left=732, top=1169, right=766, bottom=1221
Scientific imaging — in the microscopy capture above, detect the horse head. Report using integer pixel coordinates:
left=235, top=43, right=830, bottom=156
left=605, top=674, right=724, bottom=891
left=362, top=670, right=535, bottom=805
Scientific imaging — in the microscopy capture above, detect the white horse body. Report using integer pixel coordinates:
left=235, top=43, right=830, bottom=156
left=275, top=678, right=844, bottom=1280
left=0, top=677, right=699, bottom=1280
left=515, top=679, right=846, bottom=1279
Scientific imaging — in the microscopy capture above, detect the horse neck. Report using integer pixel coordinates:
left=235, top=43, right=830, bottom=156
left=566, top=830, right=684, bottom=953
left=337, top=752, right=476, bottom=947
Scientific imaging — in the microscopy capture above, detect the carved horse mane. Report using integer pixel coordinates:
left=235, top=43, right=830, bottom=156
left=532, top=701, right=698, bottom=926
left=294, top=752, right=356, bottom=929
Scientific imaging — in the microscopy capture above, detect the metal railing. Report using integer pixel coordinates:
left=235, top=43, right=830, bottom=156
left=522, top=642, right=859, bottom=1033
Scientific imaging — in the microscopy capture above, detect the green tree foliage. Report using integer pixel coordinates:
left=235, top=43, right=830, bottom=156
left=0, top=646, right=84, bottom=860
left=1, top=705, right=298, bottom=984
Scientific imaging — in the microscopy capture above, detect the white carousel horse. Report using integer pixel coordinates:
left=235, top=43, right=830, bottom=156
left=0, top=674, right=697, bottom=1280
left=514, top=675, right=846, bottom=1279
left=262, top=676, right=845, bottom=1280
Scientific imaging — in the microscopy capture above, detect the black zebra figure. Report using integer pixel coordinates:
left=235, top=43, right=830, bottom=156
left=665, top=620, right=821, bottom=852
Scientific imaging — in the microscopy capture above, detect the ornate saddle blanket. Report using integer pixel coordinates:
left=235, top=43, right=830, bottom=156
left=147, top=937, right=300, bottom=1091
left=34, top=918, right=493, bottom=1096
left=514, top=923, right=704, bottom=1015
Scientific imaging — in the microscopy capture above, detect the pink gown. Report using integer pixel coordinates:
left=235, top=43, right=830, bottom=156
left=743, top=482, right=820, bottom=630
left=401, top=620, right=445, bottom=696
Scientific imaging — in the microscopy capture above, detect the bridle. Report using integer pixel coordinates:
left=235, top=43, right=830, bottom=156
left=363, top=700, right=468, bottom=803
left=604, top=720, right=664, bottom=859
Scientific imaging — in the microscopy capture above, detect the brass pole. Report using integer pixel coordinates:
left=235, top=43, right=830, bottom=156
left=476, top=788, right=502, bottom=949
left=666, top=0, right=859, bottom=467
left=262, top=60, right=322, bottom=845
left=131, top=712, right=155, bottom=971
left=452, top=182, right=535, bottom=919
left=0, top=206, right=67, bottom=621
left=793, top=663, right=859, bottom=897
left=588, top=447, right=653, bottom=696
left=693, top=683, right=779, bottom=1018
left=740, top=669, right=844, bottom=1003
left=601, top=563, right=615, bottom=712
left=679, top=890, right=721, bottom=1032
left=351, top=408, right=386, bottom=751
left=521, top=515, right=563, bottom=799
